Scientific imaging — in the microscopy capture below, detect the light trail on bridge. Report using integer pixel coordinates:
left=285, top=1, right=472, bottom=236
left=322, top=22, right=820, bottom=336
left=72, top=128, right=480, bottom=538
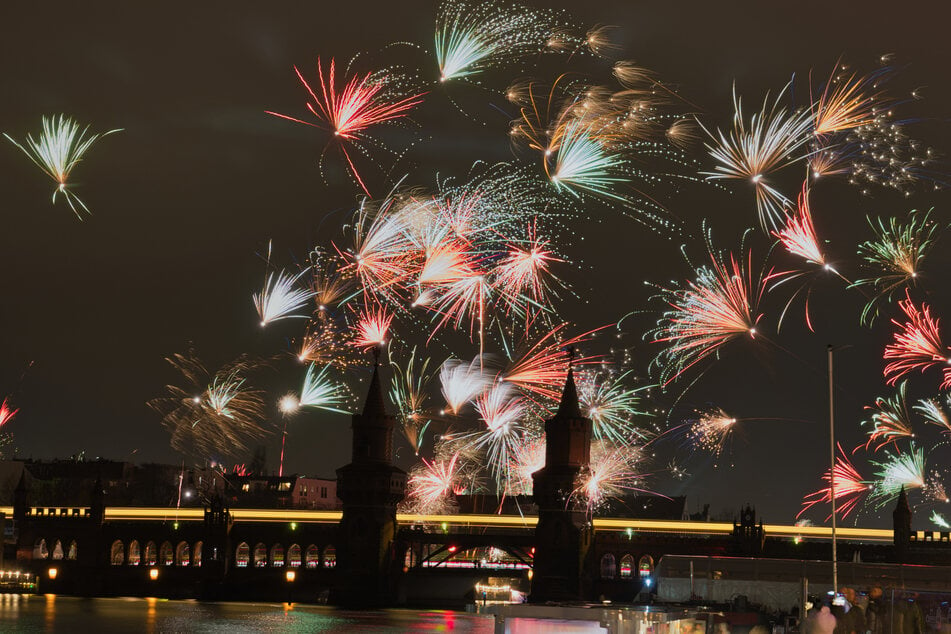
left=1, top=506, right=895, bottom=542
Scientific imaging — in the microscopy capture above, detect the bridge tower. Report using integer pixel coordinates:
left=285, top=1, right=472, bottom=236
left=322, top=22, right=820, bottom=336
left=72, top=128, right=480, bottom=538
left=529, top=356, right=594, bottom=603
left=893, top=485, right=911, bottom=562
left=331, top=353, right=407, bottom=607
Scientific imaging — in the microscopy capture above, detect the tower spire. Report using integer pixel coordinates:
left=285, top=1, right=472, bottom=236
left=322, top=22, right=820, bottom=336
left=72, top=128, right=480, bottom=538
left=557, top=346, right=582, bottom=418
left=361, top=347, right=387, bottom=418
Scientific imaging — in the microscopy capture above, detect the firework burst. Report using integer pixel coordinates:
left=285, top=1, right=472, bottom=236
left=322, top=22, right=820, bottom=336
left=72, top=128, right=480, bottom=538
left=267, top=58, right=424, bottom=195
left=883, top=292, right=951, bottom=389
left=406, top=452, right=461, bottom=514
left=799, top=443, right=870, bottom=520
left=439, top=357, right=492, bottom=415
left=299, top=363, right=352, bottom=413
left=861, top=382, right=915, bottom=452
left=868, top=445, right=925, bottom=508
left=4, top=115, right=121, bottom=218
left=254, top=268, right=316, bottom=326
left=576, top=370, right=653, bottom=445
left=0, top=398, right=19, bottom=429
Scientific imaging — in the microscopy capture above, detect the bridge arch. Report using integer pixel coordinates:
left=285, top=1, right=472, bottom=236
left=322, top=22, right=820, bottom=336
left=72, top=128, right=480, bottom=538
left=252, top=543, right=267, bottom=567
left=145, top=541, right=157, bottom=566
left=33, top=538, right=48, bottom=560
left=160, top=541, right=173, bottom=566
left=322, top=545, right=335, bottom=568
left=176, top=541, right=190, bottom=566
left=304, top=544, right=319, bottom=568
left=128, top=540, right=141, bottom=566
left=287, top=544, right=301, bottom=568
left=270, top=544, right=284, bottom=567
left=110, top=540, right=125, bottom=566
left=235, top=542, right=250, bottom=568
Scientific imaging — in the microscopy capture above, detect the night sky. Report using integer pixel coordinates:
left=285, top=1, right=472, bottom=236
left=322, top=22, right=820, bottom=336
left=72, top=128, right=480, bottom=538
left=1, top=1, right=950, bottom=527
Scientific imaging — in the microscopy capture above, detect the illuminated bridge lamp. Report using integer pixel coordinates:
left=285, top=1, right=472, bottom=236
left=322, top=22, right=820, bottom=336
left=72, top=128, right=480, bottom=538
left=447, top=545, right=457, bottom=554
left=47, top=568, right=58, bottom=580
left=290, top=522, right=297, bottom=530
left=285, top=570, right=296, bottom=583
left=626, top=527, right=633, bottom=540
left=149, top=568, right=159, bottom=581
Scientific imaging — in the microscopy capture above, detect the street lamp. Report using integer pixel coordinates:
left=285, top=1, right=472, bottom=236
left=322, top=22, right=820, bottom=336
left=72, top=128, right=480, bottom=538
left=827, top=344, right=851, bottom=598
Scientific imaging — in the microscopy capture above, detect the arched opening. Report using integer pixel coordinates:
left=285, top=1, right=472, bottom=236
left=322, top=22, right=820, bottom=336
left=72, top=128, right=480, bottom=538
left=176, top=541, right=190, bottom=566
left=160, top=541, right=174, bottom=566
left=192, top=542, right=202, bottom=567
left=145, top=541, right=157, bottom=566
left=322, top=545, right=336, bottom=568
left=304, top=544, right=319, bottom=569
left=404, top=547, right=415, bottom=569
left=52, top=540, right=64, bottom=560
left=253, top=543, right=267, bottom=568
left=287, top=544, right=301, bottom=568
left=620, top=554, right=634, bottom=578
left=270, top=544, right=285, bottom=567
left=600, top=553, right=616, bottom=579
left=33, top=539, right=49, bottom=560
left=638, top=554, right=654, bottom=578
left=128, top=540, right=141, bottom=566
left=235, top=542, right=250, bottom=568
left=67, top=540, right=78, bottom=561
left=110, top=540, right=125, bottom=566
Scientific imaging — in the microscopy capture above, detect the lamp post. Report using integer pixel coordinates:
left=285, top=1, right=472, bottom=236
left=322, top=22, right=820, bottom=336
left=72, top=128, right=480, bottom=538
left=827, top=344, right=850, bottom=598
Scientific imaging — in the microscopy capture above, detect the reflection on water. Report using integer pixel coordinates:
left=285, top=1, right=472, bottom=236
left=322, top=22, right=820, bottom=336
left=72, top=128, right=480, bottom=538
left=0, top=595, right=497, bottom=633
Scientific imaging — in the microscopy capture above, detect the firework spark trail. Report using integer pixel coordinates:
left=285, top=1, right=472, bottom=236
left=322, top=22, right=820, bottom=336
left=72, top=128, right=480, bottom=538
left=407, top=452, right=461, bottom=513
left=501, top=324, right=604, bottom=401
left=267, top=58, right=424, bottom=195
left=576, top=440, right=653, bottom=513
left=470, top=383, right=526, bottom=488
left=548, top=118, right=625, bottom=200
left=149, top=352, right=269, bottom=459
left=435, top=0, right=577, bottom=83
left=650, top=236, right=768, bottom=386
left=915, top=397, right=951, bottom=435
left=700, top=84, right=813, bottom=230
left=0, top=398, right=18, bottom=429
left=773, top=183, right=826, bottom=267
left=685, top=407, right=737, bottom=458
left=439, top=357, right=492, bottom=414
left=492, top=221, right=564, bottom=320
left=345, top=196, right=419, bottom=299
left=851, top=210, right=940, bottom=326
left=576, top=370, right=653, bottom=445
left=389, top=348, right=437, bottom=454
left=4, top=115, right=121, bottom=218
left=352, top=305, right=393, bottom=349
left=868, top=444, right=925, bottom=509
left=798, top=443, right=870, bottom=520
left=811, top=64, right=884, bottom=136
left=883, top=291, right=951, bottom=388
left=932, top=511, right=951, bottom=529
left=254, top=268, right=316, bottom=326
left=508, top=435, right=546, bottom=495
left=299, top=363, right=351, bottom=413
left=861, top=382, right=916, bottom=452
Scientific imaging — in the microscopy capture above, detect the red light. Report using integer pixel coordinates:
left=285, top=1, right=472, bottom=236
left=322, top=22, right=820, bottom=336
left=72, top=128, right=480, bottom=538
left=448, top=545, right=457, bottom=553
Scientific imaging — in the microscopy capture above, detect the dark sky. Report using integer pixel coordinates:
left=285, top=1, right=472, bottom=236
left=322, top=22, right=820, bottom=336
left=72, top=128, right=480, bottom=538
left=1, top=1, right=949, bottom=527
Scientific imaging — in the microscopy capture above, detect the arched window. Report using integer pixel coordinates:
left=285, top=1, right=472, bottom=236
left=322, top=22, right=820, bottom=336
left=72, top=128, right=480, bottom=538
left=638, top=554, right=654, bottom=578
left=52, top=540, right=64, bottom=560
left=270, top=544, right=285, bottom=567
left=322, top=545, right=336, bottom=568
left=235, top=542, right=250, bottom=568
left=110, top=540, right=125, bottom=566
left=404, top=547, right=415, bottom=569
left=145, top=541, right=157, bottom=566
left=287, top=544, right=301, bottom=568
left=620, top=554, right=634, bottom=578
left=304, top=545, right=319, bottom=569
left=128, top=540, right=141, bottom=566
left=192, top=542, right=203, bottom=567
left=253, top=543, right=267, bottom=568
left=176, top=541, right=190, bottom=566
left=160, top=541, right=174, bottom=566
left=67, top=541, right=78, bottom=560
left=33, top=539, right=49, bottom=560
left=600, top=553, right=616, bottom=579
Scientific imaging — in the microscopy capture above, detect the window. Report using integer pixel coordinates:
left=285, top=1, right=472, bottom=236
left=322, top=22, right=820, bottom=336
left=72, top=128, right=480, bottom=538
left=161, top=542, right=174, bottom=566
left=288, top=544, right=301, bottom=568
left=176, top=541, right=190, bottom=566
left=67, top=541, right=78, bottom=561
left=322, top=545, right=336, bottom=568
left=270, top=544, right=285, bottom=567
left=305, top=545, right=319, bottom=569
left=145, top=542, right=157, bottom=566
left=279, top=482, right=291, bottom=491
left=320, top=487, right=327, bottom=498
left=620, top=554, right=633, bottom=578
left=253, top=543, right=267, bottom=567
left=241, top=484, right=250, bottom=492
left=192, top=542, right=203, bottom=567
left=52, top=540, right=64, bottom=560
left=638, top=555, right=654, bottom=578
left=33, top=539, right=48, bottom=560
left=600, top=553, right=616, bottom=579
left=128, top=541, right=141, bottom=566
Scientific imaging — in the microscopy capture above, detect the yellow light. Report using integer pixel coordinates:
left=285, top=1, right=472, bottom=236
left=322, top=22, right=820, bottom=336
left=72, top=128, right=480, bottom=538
left=149, top=568, right=159, bottom=581
left=285, top=570, right=296, bottom=582
left=47, top=568, right=58, bottom=580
